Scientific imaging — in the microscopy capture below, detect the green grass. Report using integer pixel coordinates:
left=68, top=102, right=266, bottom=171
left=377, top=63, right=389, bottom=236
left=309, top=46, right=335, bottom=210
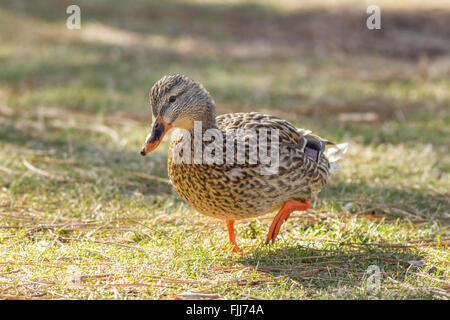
left=0, top=0, right=448, bottom=299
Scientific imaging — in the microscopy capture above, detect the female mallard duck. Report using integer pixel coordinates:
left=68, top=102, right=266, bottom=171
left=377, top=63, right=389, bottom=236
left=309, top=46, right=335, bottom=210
left=140, top=74, right=347, bottom=252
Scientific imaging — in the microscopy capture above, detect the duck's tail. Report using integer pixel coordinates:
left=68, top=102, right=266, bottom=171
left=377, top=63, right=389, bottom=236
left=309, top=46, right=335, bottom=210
left=324, top=143, right=349, bottom=173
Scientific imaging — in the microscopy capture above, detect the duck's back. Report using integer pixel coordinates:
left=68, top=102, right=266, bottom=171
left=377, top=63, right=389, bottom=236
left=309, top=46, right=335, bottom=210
left=168, top=112, right=332, bottom=220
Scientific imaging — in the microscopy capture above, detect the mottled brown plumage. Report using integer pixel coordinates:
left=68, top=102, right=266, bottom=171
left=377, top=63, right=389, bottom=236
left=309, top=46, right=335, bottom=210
left=141, top=74, right=347, bottom=251
left=168, top=112, right=331, bottom=220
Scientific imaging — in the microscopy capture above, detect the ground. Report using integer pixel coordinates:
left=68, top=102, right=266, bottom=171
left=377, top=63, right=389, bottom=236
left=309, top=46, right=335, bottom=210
left=0, top=0, right=448, bottom=299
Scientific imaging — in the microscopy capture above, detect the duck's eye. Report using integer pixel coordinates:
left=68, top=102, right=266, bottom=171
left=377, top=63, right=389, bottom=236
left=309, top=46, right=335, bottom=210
left=169, top=96, right=176, bottom=103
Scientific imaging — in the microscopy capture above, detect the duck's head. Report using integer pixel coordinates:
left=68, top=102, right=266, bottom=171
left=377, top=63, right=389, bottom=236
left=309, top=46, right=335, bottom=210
left=140, top=74, right=216, bottom=156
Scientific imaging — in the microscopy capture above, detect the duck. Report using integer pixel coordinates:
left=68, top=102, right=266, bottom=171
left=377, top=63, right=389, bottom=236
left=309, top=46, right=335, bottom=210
left=140, top=74, right=348, bottom=252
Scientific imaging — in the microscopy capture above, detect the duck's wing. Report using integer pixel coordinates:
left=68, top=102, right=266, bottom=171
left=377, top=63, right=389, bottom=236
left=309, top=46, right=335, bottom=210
left=217, top=112, right=302, bottom=144
left=216, top=112, right=336, bottom=161
left=215, top=112, right=336, bottom=200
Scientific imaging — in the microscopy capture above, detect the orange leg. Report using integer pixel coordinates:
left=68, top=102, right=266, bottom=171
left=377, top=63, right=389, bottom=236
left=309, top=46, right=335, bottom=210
left=225, top=220, right=240, bottom=253
left=266, top=199, right=312, bottom=244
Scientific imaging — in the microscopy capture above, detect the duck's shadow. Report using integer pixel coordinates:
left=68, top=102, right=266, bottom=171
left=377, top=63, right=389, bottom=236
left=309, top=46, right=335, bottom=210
left=234, top=243, right=424, bottom=293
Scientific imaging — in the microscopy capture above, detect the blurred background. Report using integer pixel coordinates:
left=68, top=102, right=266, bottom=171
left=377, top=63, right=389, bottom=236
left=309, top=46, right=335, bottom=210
left=1, top=0, right=449, bottom=126
left=0, top=0, right=448, bottom=300
left=1, top=0, right=448, bottom=193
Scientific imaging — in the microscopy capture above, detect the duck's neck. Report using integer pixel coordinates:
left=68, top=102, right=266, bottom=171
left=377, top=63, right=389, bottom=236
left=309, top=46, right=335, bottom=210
left=201, top=113, right=218, bottom=131
left=189, top=101, right=218, bottom=133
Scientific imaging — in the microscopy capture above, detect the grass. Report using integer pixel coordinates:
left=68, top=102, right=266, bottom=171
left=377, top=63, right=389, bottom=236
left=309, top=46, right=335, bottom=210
left=0, top=0, right=448, bottom=299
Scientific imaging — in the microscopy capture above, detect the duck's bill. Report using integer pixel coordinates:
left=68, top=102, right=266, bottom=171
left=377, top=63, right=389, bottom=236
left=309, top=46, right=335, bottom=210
left=140, top=116, right=172, bottom=156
